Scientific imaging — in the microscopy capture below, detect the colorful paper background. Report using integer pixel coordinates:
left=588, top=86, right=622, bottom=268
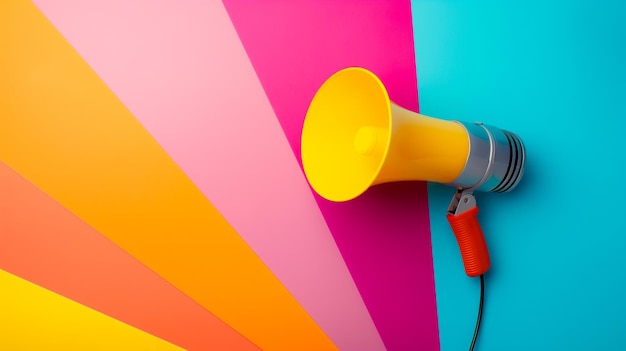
left=1, top=0, right=625, bottom=350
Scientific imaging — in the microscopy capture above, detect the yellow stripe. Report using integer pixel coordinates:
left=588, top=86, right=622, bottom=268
left=0, top=269, right=182, bottom=350
left=0, top=2, right=335, bottom=350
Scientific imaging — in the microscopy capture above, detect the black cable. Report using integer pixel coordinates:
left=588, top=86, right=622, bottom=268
left=469, top=274, right=485, bottom=351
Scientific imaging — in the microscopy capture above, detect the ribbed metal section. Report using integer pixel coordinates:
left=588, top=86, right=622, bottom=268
left=492, top=130, right=525, bottom=193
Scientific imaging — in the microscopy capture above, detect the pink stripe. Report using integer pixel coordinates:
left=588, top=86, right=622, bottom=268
left=33, top=1, right=385, bottom=350
left=222, top=1, right=440, bottom=350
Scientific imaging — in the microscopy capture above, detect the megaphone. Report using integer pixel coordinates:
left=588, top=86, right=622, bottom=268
left=301, top=67, right=525, bottom=277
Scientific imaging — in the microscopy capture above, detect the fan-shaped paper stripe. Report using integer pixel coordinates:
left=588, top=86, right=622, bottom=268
left=0, top=2, right=335, bottom=350
left=0, top=269, right=182, bottom=350
left=31, top=1, right=383, bottom=349
left=0, top=161, right=259, bottom=351
left=222, top=1, right=439, bottom=349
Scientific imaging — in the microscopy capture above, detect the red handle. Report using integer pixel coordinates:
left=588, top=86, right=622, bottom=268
left=446, top=206, right=490, bottom=277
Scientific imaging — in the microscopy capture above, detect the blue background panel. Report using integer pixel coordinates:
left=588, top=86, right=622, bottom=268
left=412, top=1, right=626, bottom=350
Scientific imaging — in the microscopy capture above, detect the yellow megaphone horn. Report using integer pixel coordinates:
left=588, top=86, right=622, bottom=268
left=301, top=67, right=525, bottom=277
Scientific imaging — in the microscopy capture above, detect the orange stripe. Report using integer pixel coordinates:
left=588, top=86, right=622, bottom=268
left=0, top=161, right=260, bottom=351
left=0, top=269, right=183, bottom=350
left=0, top=2, right=336, bottom=350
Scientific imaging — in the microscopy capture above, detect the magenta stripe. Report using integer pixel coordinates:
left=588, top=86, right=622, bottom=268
left=222, top=1, right=440, bottom=350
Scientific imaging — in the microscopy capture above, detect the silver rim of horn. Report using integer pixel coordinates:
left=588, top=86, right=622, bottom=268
left=451, top=121, right=526, bottom=193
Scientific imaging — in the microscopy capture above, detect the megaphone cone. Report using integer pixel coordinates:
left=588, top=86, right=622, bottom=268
left=301, top=67, right=525, bottom=202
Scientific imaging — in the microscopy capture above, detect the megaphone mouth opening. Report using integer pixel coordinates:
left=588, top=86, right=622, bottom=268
left=301, top=67, right=393, bottom=202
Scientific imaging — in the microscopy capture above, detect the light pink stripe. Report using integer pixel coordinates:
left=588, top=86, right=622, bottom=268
left=33, top=1, right=385, bottom=350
